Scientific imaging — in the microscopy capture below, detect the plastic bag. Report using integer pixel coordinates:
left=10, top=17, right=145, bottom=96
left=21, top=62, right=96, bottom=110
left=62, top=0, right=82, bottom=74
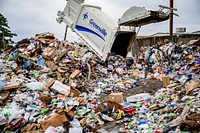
left=26, top=82, right=45, bottom=91
left=45, top=126, right=64, bottom=133
left=178, top=76, right=188, bottom=85
left=1, top=102, right=25, bottom=123
left=0, top=113, right=7, bottom=126
left=69, top=118, right=82, bottom=133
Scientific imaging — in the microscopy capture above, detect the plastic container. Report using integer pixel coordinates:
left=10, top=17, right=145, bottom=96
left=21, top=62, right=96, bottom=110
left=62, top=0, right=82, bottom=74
left=126, top=93, right=151, bottom=102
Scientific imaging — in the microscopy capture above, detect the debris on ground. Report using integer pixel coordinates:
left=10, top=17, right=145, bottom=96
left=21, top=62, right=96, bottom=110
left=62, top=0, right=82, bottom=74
left=0, top=33, right=200, bottom=132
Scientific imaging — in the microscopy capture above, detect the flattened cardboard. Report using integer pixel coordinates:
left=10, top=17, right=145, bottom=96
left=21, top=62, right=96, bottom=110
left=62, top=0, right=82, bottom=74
left=4, top=82, right=20, bottom=90
left=42, top=47, right=56, bottom=59
left=46, top=61, right=55, bottom=70
left=60, top=78, right=65, bottom=83
left=57, top=67, right=68, bottom=73
left=69, top=70, right=81, bottom=79
left=56, top=49, right=68, bottom=61
left=22, top=123, right=34, bottom=132
left=45, top=79, right=55, bottom=91
left=69, top=86, right=80, bottom=97
left=80, top=118, right=87, bottom=127
left=39, top=95, right=52, bottom=105
left=67, top=108, right=75, bottom=117
left=0, top=91, right=10, bottom=100
left=77, top=97, right=87, bottom=105
left=41, top=111, right=68, bottom=130
left=185, top=81, right=200, bottom=94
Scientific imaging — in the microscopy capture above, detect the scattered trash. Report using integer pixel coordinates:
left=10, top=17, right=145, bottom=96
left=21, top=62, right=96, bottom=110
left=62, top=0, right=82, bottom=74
left=0, top=32, right=200, bottom=132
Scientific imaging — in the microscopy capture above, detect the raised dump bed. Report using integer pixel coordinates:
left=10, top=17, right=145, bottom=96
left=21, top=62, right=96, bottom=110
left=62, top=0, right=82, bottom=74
left=57, top=0, right=174, bottom=60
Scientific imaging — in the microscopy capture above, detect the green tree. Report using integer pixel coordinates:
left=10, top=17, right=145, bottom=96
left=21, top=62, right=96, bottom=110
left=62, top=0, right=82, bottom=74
left=0, top=13, right=17, bottom=48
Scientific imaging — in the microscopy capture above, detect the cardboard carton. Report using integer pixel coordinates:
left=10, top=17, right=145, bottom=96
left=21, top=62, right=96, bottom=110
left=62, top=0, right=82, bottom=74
left=69, top=70, right=81, bottom=79
left=109, top=92, right=123, bottom=103
left=40, top=111, right=68, bottom=130
left=162, top=76, right=170, bottom=87
left=4, top=82, right=20, bottom=91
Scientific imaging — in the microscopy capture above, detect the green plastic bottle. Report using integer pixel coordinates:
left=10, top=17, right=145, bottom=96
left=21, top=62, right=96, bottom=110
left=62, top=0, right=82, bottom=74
left=41, top=109, right=49, bottom=116
left=133, top=104, right=140, bottom=108
left=93, top=114, right=97, bottom=121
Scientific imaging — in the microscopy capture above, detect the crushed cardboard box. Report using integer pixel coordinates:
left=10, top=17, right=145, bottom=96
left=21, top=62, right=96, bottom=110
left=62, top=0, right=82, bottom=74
left=40, top=111, right=68, bottom=130
left=109, top=92, right=123, bottom=103
left=3, top=82, right=20, bottom=91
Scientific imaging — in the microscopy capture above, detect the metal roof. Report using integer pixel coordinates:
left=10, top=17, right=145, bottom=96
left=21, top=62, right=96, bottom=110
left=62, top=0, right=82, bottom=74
left=192, top=30, right=200, bottom=34
left=137, top=30, right=200, bottom=39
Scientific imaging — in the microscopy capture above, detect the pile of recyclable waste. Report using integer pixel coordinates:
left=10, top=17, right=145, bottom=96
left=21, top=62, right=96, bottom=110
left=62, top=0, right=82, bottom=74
left=0, top=33, right=200, bottom=132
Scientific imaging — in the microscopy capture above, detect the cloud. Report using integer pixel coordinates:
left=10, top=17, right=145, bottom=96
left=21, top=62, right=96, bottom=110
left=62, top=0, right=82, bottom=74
left=0, top=0, right=199, bottom=42
left=0, top=0, right=71, bottom=41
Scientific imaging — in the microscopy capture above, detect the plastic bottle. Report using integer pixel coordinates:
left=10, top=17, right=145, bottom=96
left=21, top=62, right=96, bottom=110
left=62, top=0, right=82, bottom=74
left=133, top=104, right=141, bottom=109
left=24, top=113, right=30, bottom=121
left=40, top=109, right=49, bottom=116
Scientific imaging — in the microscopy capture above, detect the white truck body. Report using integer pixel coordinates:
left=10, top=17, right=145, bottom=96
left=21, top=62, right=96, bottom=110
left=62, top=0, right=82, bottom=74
left=74, top=6, right=119, bottom=60
left=57, top=0, right=173, bottom=60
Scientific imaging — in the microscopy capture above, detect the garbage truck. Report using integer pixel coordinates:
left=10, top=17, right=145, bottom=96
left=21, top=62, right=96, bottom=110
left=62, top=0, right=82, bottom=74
left=57, top=0, right=175, bottom=61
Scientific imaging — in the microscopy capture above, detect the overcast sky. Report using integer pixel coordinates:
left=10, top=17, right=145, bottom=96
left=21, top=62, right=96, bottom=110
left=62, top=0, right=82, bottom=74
left=0, top=0, right=200, bottom=42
